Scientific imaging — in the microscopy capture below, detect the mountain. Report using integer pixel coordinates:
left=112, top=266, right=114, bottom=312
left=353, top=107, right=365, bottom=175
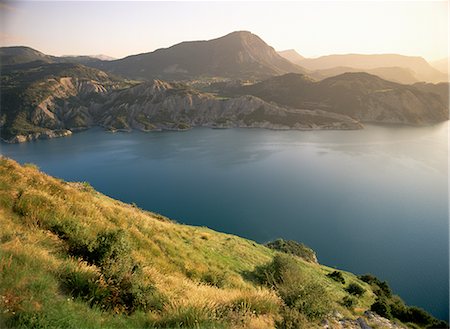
left=231, top=72, right=449, bottom=125
left=1, top=157, right=447, bottom=328
left=308, top=66, right=419, bottom=85
left=431, top=58, right=448, bottom=75
left=277, top=49, right=305, bottom=65
left=59, top=55, right=116, bottom=64
left=412, top=81, right=449, bottom=104
left=92, top=31, right=307, bottom=80
left=291, top=54, right=447, bottom=83
left=0, top=46, right=57, bottom=65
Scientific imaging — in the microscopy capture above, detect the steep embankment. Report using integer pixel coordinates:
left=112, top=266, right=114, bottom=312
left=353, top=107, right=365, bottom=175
left=0, top=158, right=447, bottom=329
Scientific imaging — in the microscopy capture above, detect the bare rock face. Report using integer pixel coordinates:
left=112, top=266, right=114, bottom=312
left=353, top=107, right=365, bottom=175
left=322, top=310, right=407, bottom=329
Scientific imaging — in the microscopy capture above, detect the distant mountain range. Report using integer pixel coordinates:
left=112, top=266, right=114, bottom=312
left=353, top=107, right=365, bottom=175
left=0, top=31, right=448, bottom=142
left=278, top=49, right=448, bottom=84
left=0, top=46, right=114, bottom=66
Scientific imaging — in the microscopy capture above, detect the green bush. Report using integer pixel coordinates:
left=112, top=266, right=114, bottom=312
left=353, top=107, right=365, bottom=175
left=371, top=298, right=391, bottom=319
left=345, top=283, right=365, bottom=297
left=253, top=254, right=330, bottom=320
left=342, top=296, right=357, bottom=308
left=253, top=254, right=298, bottom=287
left=326, top=270, right=345, bottom=284
left=275, top=306, right=309, bottom=329
left=266, top=239, right=317, bottom=263
left=358, top=274, right=391, bottom=298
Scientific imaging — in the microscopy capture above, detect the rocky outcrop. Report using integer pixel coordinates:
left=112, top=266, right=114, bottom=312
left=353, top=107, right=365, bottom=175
left=322, top=311, right=407, bottom=329
left=4, top=129, right=72, bottom=143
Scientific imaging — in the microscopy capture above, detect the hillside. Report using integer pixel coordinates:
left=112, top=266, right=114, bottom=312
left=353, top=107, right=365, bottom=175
left=0, top=62, right=361, bottom=143
left=232, top=72, right=449, bottom=125
left=92, top=31, right=307, bottom=80
left=0, top=157, right=447, bottom=328
left=0, top=46, right=57, bottom=65
left=0, top=62, right=132, bottom=142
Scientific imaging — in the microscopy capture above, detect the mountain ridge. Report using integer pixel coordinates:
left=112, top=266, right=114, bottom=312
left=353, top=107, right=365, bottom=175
left=91, top=31, right=307, bottom=80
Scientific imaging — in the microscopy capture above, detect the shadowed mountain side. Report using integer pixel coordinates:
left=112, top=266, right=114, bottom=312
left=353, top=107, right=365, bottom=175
left=231, top=72, right=449, bottom=125
left=91, top=31, right=307, bottom=81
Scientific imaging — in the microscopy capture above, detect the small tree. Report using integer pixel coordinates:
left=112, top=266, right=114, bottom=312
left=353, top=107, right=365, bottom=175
left=345, top=283, right=365, bottom=297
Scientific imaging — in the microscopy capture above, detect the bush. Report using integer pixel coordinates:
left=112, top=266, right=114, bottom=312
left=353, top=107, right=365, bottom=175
left=326, top=271, right=345, bottom=284
left=266, top=239, right=317, bottom=263
left=371, top=298, right=392, bottom=319
left=345, top=283, right=365, bottom=297
left=342, top=296, right=356, bottom=308
left=253, top=254, right=330, bottom=320
left=275, top=306, right=309, bottom=329
left=253, top=254, right=299, bottom=287
left=278, top=281, right=330, bottom=320
left=358, top=273, right=391, bottom=298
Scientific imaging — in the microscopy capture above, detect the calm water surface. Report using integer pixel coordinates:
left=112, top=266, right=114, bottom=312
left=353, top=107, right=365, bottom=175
left=1, top=124, right=448, bottom=320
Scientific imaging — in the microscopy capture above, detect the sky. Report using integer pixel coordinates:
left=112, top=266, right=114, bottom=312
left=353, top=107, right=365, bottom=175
left=0, top=1, right=448, bottom=62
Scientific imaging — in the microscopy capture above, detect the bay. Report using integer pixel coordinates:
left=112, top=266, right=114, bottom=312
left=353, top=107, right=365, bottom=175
left=1, top=123, right=448, bottom=320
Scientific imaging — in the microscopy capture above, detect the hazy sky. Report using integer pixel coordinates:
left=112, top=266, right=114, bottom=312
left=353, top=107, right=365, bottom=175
left=0, top=1, right=448, bottom=62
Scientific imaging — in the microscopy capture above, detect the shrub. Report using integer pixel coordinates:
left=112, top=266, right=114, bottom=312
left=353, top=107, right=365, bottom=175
left=275, top=306, right=309, bottom=329
left=342, top=296, right=356, bottom=308
left=345, top=283, right=365, bottom=297
left=326, top=270, right=345, bottom=284
left=371, top=298, right=391, bottom=319
left=253, top=254, right=299, bottom=287
left=278, top=281, right=330, bottom=320
left=266, top=239, right=317, bottom=263
left=253, top=254, right=330, bottom=320
left=358, top=273, right=391, bottom=298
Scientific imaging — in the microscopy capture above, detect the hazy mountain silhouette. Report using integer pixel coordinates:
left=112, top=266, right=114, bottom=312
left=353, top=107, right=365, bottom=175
left=282, top=53, right=447, bottom=83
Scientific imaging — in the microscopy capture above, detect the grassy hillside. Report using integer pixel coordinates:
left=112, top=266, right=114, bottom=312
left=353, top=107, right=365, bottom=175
left=0, top=157, right=446, bottom=328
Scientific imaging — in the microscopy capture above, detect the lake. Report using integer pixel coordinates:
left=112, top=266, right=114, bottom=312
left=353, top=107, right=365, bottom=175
left=1, top=123, right=448, bottom=320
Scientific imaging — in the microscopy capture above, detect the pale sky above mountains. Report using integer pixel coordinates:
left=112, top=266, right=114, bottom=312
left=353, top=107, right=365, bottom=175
left=0, top=1, right=448, bottom=62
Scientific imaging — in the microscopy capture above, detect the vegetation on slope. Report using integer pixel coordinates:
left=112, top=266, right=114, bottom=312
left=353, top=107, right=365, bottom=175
left=0, top=157, right=446, bottom=328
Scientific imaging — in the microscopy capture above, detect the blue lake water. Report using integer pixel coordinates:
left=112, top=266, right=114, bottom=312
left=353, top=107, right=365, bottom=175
left=1, top=124, right=448, bottom=320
